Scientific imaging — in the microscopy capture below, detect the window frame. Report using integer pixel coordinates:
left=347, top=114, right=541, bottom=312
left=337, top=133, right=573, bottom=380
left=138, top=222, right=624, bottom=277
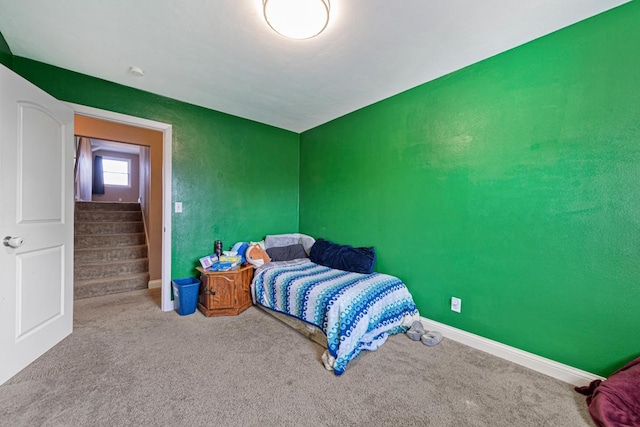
left=102, top=156, right=132, bottom=188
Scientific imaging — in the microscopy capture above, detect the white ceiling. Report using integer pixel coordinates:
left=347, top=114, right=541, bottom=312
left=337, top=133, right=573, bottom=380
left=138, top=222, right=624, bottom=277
left=0, top=0, right=629, bottom=133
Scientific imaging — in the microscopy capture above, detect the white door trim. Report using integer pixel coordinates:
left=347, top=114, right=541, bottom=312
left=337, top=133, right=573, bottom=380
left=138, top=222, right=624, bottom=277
left=66, top=103, right=174, bottom=312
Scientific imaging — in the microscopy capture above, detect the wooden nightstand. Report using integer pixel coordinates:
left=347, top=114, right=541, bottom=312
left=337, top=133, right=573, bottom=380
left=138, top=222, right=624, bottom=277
left=196, top=264, right=254, bottom=317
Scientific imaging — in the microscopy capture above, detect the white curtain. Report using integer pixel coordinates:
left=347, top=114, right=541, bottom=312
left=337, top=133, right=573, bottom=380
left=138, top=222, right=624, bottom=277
left=75, top=137, right=93, bottom=201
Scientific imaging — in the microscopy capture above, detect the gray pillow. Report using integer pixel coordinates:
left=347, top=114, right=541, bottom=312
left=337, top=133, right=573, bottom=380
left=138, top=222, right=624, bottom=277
left=264, top=233, right=316, bottom=255
left=266, top=244, right=308, bottom=262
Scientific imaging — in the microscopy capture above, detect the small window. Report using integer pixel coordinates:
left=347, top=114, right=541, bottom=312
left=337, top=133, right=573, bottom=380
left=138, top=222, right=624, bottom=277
left=102, top=158, right=131, bottom=187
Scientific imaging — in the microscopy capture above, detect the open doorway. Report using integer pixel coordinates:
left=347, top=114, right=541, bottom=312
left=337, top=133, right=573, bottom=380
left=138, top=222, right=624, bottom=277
left=74, top=136, right=153, bottom=300
left=74, top=117, right=163, bottom=293
left=70, top=104, right=173, bottom=312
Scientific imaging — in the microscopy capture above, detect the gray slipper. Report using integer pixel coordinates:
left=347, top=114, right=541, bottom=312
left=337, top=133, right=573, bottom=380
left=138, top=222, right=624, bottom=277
left=406, top=320, right=426, bottom=341
left=410, top=320, right=425, bottom=333
left=421, top=331, right=443, bottom=346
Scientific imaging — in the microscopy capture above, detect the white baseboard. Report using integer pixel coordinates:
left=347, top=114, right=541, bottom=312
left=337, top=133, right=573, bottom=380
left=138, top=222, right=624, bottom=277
left=420, top=317, right=604, bottom=387
left=148, top=279, right=162, bottom=289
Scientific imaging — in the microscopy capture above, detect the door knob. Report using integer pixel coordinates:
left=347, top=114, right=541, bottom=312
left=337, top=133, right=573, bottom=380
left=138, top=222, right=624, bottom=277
left=3, top=236, right=25, bottom=248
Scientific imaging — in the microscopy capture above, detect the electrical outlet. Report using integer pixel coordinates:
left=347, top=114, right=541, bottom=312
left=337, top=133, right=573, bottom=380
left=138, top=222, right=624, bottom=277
left=175, top=202, right=183, bottom=213
left=451, top=297, right=462, bottom=313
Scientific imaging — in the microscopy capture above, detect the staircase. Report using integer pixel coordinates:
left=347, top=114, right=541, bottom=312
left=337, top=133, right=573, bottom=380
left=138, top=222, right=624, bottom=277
left=74, top=202, right=149, bottom=299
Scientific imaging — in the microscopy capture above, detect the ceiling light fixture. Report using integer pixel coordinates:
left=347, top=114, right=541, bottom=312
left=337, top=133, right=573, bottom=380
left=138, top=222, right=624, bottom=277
left=263, top=0, right=330, bottom=40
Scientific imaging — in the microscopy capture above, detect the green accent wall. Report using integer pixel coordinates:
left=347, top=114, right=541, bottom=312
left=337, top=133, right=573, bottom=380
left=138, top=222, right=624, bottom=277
left=299, top=2, right=640, bottom=376
left=0, top=30, right=12, bottom=69
left=2, top=3, right=637, bottom=377
left=11, top=57, right=300, bottom=280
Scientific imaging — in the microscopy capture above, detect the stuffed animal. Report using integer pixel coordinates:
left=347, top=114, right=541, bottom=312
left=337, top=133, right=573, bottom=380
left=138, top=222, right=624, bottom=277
left=245, top=242, right=271, bottom=267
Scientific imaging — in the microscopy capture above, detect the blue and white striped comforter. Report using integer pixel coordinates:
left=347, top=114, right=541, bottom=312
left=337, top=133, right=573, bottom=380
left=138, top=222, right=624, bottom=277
left=251, top=259, right=419, bottom=375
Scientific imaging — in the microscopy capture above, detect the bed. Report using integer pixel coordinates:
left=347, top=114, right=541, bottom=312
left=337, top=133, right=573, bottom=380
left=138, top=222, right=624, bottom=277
left=251, top=256, right=420, bottom=375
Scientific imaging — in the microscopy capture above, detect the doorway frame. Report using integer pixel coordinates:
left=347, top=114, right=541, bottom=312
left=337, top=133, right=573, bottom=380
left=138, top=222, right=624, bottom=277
left=68, top=103, right=174, bottom=312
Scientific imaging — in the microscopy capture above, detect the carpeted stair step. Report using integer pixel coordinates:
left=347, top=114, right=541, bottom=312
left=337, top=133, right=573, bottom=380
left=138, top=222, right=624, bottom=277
left=74, top=273, right=150, bottom=299
left=75, top=258, right=149, bottom=281
left=75, top=201, right=141, bottom=211
left=75, top=221, right=144, bottom=235
left=75, top=210, right=142, bottom=223
left=75, top=245, right=148, bottom=263
left=75, top=233, right=146, bottom=249
left=74, top=201, right=149, bottom=300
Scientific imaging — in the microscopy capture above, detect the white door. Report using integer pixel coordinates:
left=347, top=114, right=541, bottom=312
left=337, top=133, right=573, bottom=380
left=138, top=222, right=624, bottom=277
left=0, top=64, right=74, bottom=385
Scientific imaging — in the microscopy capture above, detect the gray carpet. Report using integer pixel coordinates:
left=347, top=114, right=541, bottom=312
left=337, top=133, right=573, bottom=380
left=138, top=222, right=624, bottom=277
left=0, top=289, right=594, bottom=427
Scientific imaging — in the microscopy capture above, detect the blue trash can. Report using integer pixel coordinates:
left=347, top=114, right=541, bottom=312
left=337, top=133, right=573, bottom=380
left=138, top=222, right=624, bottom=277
left=172, top=277, right=200, bottom=316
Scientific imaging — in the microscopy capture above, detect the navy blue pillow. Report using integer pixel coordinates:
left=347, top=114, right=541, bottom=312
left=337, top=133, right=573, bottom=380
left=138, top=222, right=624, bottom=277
left=309, top=238, right=376, bottom=274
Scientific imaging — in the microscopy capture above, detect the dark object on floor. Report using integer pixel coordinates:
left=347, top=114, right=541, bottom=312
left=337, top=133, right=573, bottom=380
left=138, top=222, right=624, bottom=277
left=575, top=356, right=640, bottom=427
